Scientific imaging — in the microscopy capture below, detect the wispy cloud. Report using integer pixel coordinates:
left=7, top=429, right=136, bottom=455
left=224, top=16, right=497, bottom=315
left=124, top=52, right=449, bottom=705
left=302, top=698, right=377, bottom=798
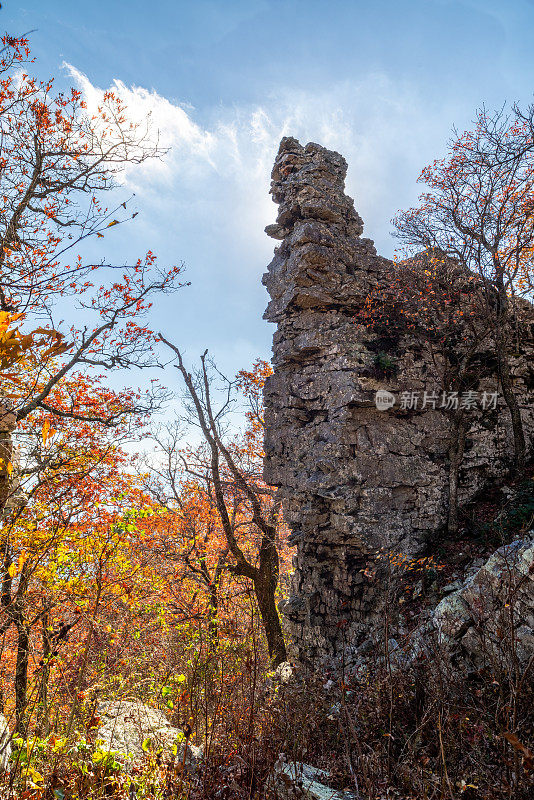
left=64, top=63, right=459, bottom=257
left=61, top=64, right=470, bottom=377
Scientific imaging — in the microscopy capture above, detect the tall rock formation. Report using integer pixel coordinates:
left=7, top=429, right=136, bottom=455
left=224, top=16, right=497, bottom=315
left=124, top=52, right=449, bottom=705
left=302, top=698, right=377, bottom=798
left=262, top=137, right=534, bottom=662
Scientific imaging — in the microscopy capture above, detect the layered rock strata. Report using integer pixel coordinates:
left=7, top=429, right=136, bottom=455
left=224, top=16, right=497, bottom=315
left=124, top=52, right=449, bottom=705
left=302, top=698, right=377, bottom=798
left=262, top=137, right=534, bottom=661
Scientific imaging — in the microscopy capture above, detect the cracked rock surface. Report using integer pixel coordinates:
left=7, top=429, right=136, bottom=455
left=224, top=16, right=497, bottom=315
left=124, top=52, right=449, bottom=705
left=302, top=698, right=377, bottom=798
left=262, top=137, right=534, bottom=662
left=432, top=535, right=534, bottom=666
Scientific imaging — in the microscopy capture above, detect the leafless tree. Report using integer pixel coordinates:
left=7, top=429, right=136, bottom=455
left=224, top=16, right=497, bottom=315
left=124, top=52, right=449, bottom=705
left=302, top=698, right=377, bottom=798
left=157, top=337, right=287, bottom=667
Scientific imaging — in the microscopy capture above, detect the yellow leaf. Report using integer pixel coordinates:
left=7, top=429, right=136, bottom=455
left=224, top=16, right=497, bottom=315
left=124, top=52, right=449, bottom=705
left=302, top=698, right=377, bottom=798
left=41, top=420, right=55, bottom=446
left=8, top=563, right=17, bottom=578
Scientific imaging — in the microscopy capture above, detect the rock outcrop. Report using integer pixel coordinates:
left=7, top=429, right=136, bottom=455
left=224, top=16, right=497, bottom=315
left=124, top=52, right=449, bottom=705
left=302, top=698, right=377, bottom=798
left=262, top=137, right=534, bottom=662
left=432, top=534, right=534, bottom=666
left=96, top=700, right=202, bottom=766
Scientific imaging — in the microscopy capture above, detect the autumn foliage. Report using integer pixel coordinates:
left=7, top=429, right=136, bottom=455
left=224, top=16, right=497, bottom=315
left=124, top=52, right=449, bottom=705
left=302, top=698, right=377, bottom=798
left=0, top=34, right=533, bottom=800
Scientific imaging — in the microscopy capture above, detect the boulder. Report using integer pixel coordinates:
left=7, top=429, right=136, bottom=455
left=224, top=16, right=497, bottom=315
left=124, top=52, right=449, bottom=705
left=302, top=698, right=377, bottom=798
left=96, top=700, right=202, bottom=767
left=262, top=661, right=299, bottom=698
left=273, top=759, right=356, bottom=800
left=0, top=714, right=11, bottom=771
left=274, top=661, right=295, bottom=685
left=433, top=588, right=473, bottom=640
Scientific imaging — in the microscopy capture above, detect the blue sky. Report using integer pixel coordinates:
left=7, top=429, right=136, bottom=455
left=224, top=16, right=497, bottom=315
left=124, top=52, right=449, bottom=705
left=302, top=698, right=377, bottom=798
left=4, top=0, right=534, bottom=381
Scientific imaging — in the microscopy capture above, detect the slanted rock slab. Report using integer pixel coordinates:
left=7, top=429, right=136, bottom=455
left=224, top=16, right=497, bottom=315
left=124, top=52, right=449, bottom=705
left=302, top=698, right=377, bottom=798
left=432, top=535, right=534, bottom=665
left=0, top=714, right=11, bottom=771
left=274, top=760, right=356, bottom=800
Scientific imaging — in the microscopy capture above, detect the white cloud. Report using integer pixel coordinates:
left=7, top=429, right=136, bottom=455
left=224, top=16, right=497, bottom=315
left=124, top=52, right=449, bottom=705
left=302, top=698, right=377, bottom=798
left=63, top=63, right=461, bottom=259
left=58, top=64, right=479, bottom=383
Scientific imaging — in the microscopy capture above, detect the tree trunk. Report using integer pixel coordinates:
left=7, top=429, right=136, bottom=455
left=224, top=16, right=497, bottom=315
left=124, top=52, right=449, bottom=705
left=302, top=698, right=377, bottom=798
left=15, top=623, right=29, bottom=732
left=447, top=413, right=467, bottom=535
left=37, top=612, right=52, bottom=735
left=494, top=279, right=526, bottom=473
left=0, top=401, right=16, bottom=519
left=207, top=585, right=219, bottom=656
left=253, top=572, right=287, bottom=667
left=497, top=343, right=526, bottom=472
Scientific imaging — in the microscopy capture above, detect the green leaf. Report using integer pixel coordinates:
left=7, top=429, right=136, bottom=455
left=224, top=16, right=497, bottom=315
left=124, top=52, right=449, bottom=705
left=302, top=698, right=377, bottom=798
left=141, top=737, right=151, bottom=753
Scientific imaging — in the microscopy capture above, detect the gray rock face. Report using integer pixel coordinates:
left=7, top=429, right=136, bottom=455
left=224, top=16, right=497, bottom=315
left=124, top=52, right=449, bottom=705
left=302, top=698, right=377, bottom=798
left=262, top=137, right=534, bottom=662
left=0, top=713, right=11, bottom=771
left=96, top=700, right=202, bottom=766
left=433, top=535, right=534, bottom=665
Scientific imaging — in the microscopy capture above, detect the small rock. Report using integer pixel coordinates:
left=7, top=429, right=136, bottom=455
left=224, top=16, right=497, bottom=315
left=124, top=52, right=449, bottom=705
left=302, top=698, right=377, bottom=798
left=274, top=661, right=295, bottom=684
left=265, top=223, right=289, bottom=240
left=274, top=758, right=356, bottom=800
left=326, top=702, right=340, bottom=720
